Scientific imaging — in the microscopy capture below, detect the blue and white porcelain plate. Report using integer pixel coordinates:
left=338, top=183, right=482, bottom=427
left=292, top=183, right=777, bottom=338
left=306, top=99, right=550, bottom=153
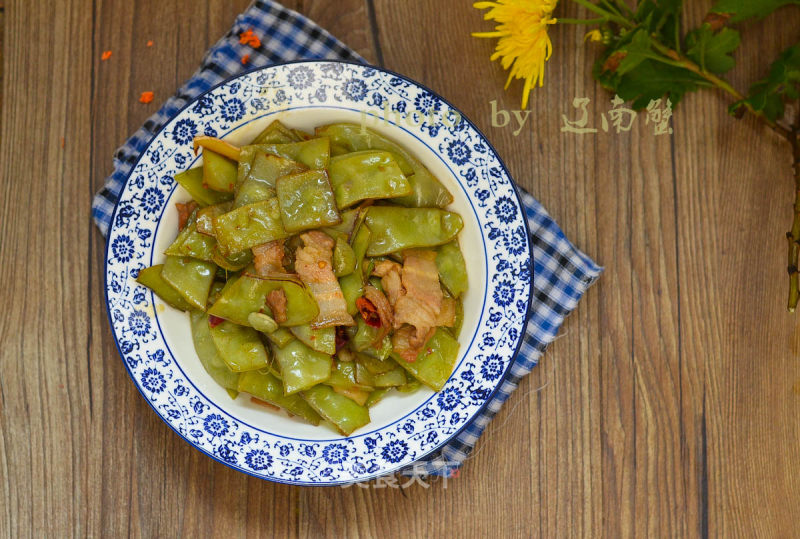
left=105, top=61, right=533, bottom=485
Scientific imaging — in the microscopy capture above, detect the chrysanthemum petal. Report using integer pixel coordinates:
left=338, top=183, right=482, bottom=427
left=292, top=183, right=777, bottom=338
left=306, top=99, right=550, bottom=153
left=472, top=0, right=558, bottom=109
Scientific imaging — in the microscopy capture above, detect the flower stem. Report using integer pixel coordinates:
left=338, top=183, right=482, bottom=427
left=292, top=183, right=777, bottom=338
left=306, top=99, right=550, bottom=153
left=649, top=39, right=791, bottom=138
left=572, top=0, right=634, bottom=28
left=611, top=0, right=634, bottom=17
left=558, top=17, right=607, bottom=24
left=787, top=126, right=800, bottom=311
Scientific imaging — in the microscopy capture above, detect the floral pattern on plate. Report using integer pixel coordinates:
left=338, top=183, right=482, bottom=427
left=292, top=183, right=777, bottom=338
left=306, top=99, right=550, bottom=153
left=105, top=61, right=532, bottom=485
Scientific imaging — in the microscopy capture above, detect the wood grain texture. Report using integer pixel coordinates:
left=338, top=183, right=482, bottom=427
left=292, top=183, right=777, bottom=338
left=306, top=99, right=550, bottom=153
left=1, top=0, right=799, bottom=536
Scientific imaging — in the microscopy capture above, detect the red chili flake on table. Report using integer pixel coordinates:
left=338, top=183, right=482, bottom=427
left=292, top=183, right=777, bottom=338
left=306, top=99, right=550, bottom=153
left=139, top=91, right=155, bottom=104
left=239, top=29, right=261, bottom=48
left=146, top=40, right=154, bottom=47
left=241, top=54, right=250, bottom=65
left=101, top=50, right=112, bottom=61
left=208, top=315, right=225, bottom=328
left=356, top=297, right=382, bottom=328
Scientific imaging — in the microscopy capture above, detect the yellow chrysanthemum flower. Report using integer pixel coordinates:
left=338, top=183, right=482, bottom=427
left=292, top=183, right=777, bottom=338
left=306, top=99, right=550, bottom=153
left=473, top=0, right=558, bottom=109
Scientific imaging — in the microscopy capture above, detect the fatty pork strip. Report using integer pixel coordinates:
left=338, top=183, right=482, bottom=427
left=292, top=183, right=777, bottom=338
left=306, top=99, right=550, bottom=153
left=373, top=250, right=443, bottom=361
left=295, top=230, right=355, bottom=328
left=393, top=250, right=442, bottom=332
left=372, top=260, right=404, bottom=306
left=252, top=239, right=287, bottom=278
left=392, top=325, right=436, bottom=363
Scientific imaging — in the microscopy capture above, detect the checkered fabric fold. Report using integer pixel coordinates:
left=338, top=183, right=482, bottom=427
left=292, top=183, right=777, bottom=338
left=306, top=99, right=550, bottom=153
left=92, top=0, right=601, bottom=478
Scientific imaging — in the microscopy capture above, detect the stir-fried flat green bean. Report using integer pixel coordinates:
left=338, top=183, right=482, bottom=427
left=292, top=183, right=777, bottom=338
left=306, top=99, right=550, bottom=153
left=190, top=310, right=241, bottom=390
left=174, top=167, right=233, bottom=206
left=364, top=207, right=463, bottom=256
left=213, top=198, right=288, bottom=254
left=136, top=120, right=475, bottom=435
left=315, top=123, right=453, bottom=207
left=237, top=370, right=322, bottom=424
left=209, top=319, right=270, bottom=372
left=203, top=149, right=238, bottom=193
left=275, top=170, right=341, bottom=232
left=328, top=150, right=411, bottom=209
left=136, top=265, right=193, bottom=311
left=161, top=256, right=216, bottom=310
left=273, top=339, right=332, bottom=394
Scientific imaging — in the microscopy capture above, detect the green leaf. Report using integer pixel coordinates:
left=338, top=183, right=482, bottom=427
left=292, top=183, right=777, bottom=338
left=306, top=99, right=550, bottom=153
left=711, top=0, right=800, bottom=22
left=612, top=59, right=705, bottom=110
left=685, top=25, right=740, bottom=74
left=731, top=44, right=800, bottom=121
left=615, top=29, right=653, bottom=75
left=635, top=0, right=682, bottom=48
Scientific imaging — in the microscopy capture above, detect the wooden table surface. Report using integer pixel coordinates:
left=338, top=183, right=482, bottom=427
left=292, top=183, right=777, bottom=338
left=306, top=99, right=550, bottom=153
left=2, top=0, right=799, bottom=536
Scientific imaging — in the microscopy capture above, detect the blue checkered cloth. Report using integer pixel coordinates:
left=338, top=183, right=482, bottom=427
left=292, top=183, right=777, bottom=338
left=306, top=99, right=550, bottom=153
left=92, top=0, right=601, bottom=478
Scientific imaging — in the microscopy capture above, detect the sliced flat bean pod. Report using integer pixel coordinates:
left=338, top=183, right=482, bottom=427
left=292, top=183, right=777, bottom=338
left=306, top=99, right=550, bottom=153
left=365, top=388, right=391, bottom=407
left=193, top=136, right=241, bottom=161
left=435, top=241, right=468, bottom=297
left=339, top=273, right=363, bottom=316
left=196, top=203, right=231, bottom=236
left=371, top=365, right=407, bottom=388
left=207, top=280, right=227, bottom=308
left=209, top=320, right=270, bottom=372
left=264, top=327, right=295, bottom=348
left=233, top=153, right=305, bottom=208
left=211, top=246, right=253, bottom=272
left=213, top=198, right=287, bottom=254
left=207, top=273, right=319, bottom=327
left=273, top=339, right=332, bottom=395
left=275, top=170, right=341, bottom=233
left=164, top=220, right=216, bottom=261
left=136, top=265, right=193, bottom=311
left=328, top=151, right=411, bottom=209
left=249, top=137, right=330, bottom=170
left=332, top=386, right=370, bottom=406
left=391, top=328, right=460, bottom=391
left=315, top=123, right=452, bottom=207
left=189, top=310, right=241, bottom=390
left=326, top=360, right=374, bottom=391
left=357, top=353, right=397, bottom=375
left=396, top=379, right=422, bottom=393
left=289, top=324, right=337, bottom=355
left=174, top=167, right=233, bottom=206
left=321, top=207, right=360, bottom=238
left=301, top=384, right=370, bottom=436
left=161, top=256, right=216, bottom=310
left=203, top=149, right=238, bottom=193
left=252, top=120, right=302, bottom=144
left=237, top=370, right=322, bottom=425
left=332, top=235, right=356, bottom=277
left=364, top=207, right=463, bottom=256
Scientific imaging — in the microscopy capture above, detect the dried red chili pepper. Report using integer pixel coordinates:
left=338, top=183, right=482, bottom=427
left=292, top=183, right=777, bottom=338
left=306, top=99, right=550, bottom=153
left=356, top=297, right=381, bottom=328
left=335, top=326, right=349, bottom=352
